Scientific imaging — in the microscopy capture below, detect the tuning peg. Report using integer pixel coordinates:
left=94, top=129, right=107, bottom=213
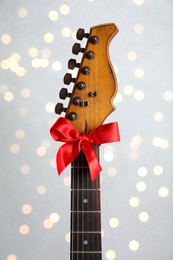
left=55, top=103, right=67, bottom=115
left=63, top=73, right=76, bottom=85
left=68, top=59, right=80, bottom=70
left=59, top=88, right=71, bottom=100
left=76, top=28, right=89, bottom=40
left=72, top=43, right=85, bottom=55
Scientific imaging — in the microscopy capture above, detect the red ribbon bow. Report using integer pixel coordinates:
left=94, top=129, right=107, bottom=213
left=50, top=117, right=120, bottom=181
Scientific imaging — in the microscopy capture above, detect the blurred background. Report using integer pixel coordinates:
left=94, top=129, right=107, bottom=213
left=0, top=0, right=173, bottom=259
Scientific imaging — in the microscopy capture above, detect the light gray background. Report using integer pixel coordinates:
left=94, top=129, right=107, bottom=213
left=0, top=0, right=173, bottom=259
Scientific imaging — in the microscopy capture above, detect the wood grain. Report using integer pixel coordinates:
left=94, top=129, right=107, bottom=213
left=65, top=23, right=119, bottom=133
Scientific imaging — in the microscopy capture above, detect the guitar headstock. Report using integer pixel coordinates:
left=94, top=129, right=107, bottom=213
left=55, top=23, right=119, bottom=133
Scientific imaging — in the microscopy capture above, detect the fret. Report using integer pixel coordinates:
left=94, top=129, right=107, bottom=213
left=70, top=252, right=102, bottom=260
left=71, top=231, right=101, bottom=234
left=71, top=212, right=101, bottom=232
left=71, top=232, right=101, bottom=251
left=71, top=190, right=100, bottom=211
left=71, top=251, right=102, bottom=253
left=71, top=189, right=100, bottom=191
left=71, top=166, right=89, bottom=169
left=71, top=211, right=101, bottom=213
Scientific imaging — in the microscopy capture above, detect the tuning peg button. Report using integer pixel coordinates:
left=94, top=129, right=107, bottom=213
left=68, top=59, right=80, bottom=70
left=64, top=73, right=76, bottom=85
left=59, top=88, right=71, bottom=100
left=72, top=43, right=85, bottom=55
left=76, top=28, right=89, bottom=40
left=55, top=103, right=67, bottom=115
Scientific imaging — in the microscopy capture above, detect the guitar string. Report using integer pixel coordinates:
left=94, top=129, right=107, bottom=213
left=96, top=30, right=101, bottom=258
left=71, top=154, right=73, bottom=260
left=80, top=41, right=83, bottom=260
left=95, top=31, right=99, bottom=257
left=73, top=62, right=80, bottom=260
left=88, top=31, right=93, bottom=258
left=71, top=39, right=76, bottom=260
left=72, top=161, right=74, bottom=260
left=86, top=33, right=91, bottom=259
left=72, top=120, right=75, bottom=260
left=83, top=36, right=89, bottom=260
left=97, top=31, right=100, bottom=260
left=77, top=58, right=81, bottom=260
left=98, top=30, right=102, bottom=259
left=72, top=58, right=80, bottom=260
left=81, top=55, right=84, bottom=260
left=78, top=43, right=86, bottom=259
left=70, top=66, right=72, bottom=260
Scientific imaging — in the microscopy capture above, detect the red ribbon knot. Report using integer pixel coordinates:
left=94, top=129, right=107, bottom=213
left=79, top=133, right=90, bottom=143
left=50, top=117, right=120, bottom=181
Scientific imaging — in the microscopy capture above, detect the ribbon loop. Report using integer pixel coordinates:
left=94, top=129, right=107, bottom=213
left=50, top=117, right=120, bottom=181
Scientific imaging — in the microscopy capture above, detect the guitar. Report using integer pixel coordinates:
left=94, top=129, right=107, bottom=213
left=51, top=23, right=119, bottom=260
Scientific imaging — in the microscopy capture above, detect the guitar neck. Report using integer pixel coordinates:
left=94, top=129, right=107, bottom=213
left=70, top=145, right=102, bottom=260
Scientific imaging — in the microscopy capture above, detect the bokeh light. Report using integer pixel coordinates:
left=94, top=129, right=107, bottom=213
left=106, top=250, right=116, bottom=260
left=60, top=5, right=70, bottom=15
left=48, top=10, right=59, bottom=21
left=19, top=225, right=30, bottom=235
left=129, top=240, right=139, bottom=251
left=129, top=197, right=140, bottom=207
left=37, top=185, right=47, bottom=195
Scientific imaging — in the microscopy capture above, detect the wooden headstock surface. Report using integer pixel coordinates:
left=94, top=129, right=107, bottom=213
left=55, top=23, right=119, bottom=133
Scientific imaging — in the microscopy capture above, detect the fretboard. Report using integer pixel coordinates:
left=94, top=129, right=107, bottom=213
left=70, top=145, right=102, bottom=260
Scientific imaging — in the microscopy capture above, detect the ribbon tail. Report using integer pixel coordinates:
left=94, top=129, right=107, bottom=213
left=82, top=143, right=102, bottom=181
left=56, top=142, right=80, bottom=175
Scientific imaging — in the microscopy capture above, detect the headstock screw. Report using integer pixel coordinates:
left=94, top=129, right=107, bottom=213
left=90, top=35, right=99, bottom=44
left=85, top=51, right=95, bottom=60
left=76, top=81, right=86, bottom=90
left=81, top=66, right=90, bottom=75
left=68, top=112, right=77, bottom=121
left=72, top=96, right=82, bottom=106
